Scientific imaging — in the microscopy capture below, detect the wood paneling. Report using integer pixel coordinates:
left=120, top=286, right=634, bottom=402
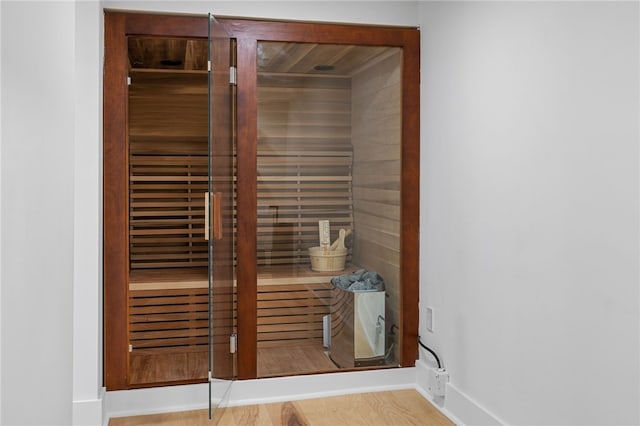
left=104, top=11, right=216, bottom=390
left=104, top=11, right=130, bottom=391
left=128, top=37, right=208, bottom=71
left=235, top=36, right=259, bottom=380
left=128, top=153, right=208, bottom=269
left=257, top=282, right=332, bottom=344
left=351, top=49, right=403, bottom=365
left=129, top=71, right=208, bottom=139
left=129, top=288, right=209, bottom=350
left=127, top=71, right=210, bottom=271
left=257, top=71, right=354, bottom=267
left=105, top=13, right=421, bottom=387
left=225, top=19, right=421, bottom=370
left=400, top=29, right=421, bottom=368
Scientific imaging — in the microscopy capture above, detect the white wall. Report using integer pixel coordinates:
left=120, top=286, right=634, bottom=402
left=0, top=1, right=419, bottom=425
left=101, top=0, right=419, bottom=26
left=0, top=1, right=3, bottom=423
left=3, top=1, right=638, bottom=425
left=73, top=1, right=104, bottom=425
left=419, top=2, right=639, bottom=425
left=1, top=2, right=76, bottom=424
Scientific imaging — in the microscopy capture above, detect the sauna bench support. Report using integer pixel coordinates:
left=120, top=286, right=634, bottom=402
left=128, top=266, right=360, bottom=291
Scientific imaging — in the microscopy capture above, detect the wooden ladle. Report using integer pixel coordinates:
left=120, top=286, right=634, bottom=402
left=330, top=228, right=352, bottom=251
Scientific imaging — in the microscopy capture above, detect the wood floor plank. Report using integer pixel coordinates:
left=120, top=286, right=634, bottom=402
left=266, top=401, right=309, bottom=426
left=108, top=409, right=209, bottom=426
left=257, top=343, right=337, bottom=377
left=294, top=393, right=382, bottom=426
left=129, top=350, right=208, bottom=385
left=390, top=389, right=454, bottom=426
left=364, top=390, right=438, bottom=426
left=108, top=390, right=454, bottom=426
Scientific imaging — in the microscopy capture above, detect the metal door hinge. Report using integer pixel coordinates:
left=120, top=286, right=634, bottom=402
left=208, top=60, right=211, bottom=72
left=230, top=333, right=237, bottom=354
left=127, top=76, right=131, bottom=86
left=230, top=66, right=237, bottom=85
left=128, top=344, right=133, bottom=352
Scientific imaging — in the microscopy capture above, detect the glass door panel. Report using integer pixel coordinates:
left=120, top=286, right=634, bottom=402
left=126, top=35, right=210, bottom=387
left=208, top=14, right=235, bottom=417
left=255, top=41, right=403, bottom=377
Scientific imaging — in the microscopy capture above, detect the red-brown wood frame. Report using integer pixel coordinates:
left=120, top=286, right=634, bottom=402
left=103, top=11, right=209, bottom=391
left=220, top=18, right=421, bottom=378
left=103, top=11, right=420, bottom=389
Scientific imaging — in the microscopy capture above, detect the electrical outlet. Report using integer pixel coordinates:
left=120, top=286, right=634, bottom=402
left=427, top=367, right=449, bottom=397
left=426, top=306, right=434, bottom=332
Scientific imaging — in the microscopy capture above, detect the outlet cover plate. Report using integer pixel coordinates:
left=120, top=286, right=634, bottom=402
left=426, top=306, right=434, bottom=332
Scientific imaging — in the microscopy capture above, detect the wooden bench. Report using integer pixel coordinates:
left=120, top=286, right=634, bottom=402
left=128, top=265, right=353, bottom=353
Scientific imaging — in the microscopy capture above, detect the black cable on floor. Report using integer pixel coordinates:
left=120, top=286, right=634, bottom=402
left=418, top=336, right=442, bottom=369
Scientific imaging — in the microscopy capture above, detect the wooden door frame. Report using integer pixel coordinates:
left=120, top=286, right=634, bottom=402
left=103, top=10, right=420, bottom=389
left=103, top=11, right=209, bottom=391
left=220, top=18, right=420, bottom=380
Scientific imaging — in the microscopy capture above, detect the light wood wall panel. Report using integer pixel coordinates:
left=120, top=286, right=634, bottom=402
left=257, top=282, right=333, bottom=345
left=257, top=73, right=354, bottom=267
left=350, top=50, right=402, bottom=364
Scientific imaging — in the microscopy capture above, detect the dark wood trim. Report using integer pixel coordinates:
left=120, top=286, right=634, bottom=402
left=235, top=37, right=259, bottom=379
left=220, top=18, right=414, bottom=46
left=224, top=18, right=421, bottom=370
left=103, top=10, right=211, bottom=390
left=104, top=12, right=421, bottom=387
left=400, top=30, right=421, bottom=368
left=123, top=11, right=208, bottom=38
left=103, top=11, right=129, bottom=390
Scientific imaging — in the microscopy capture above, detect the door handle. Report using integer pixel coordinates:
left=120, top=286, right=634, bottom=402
left=204, top=192, right=210, bottom=241
left=212, top=192, right=223, bottom=240
left=205, top=192, right=223, bottom=241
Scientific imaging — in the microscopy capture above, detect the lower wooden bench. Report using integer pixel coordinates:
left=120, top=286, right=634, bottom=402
left=128, top=266, right=349, bottom=353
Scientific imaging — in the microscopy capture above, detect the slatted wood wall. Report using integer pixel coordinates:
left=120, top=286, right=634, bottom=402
left=257, top=74, right=354, bottom=266
left=128, top=71, right=209, bottom=270
left=351, top=50, right=402, bottom=363
left=126, top=67, right=372, bottom=355
left=129, top=287, right=209, bottom=351
left=257, top=282, right=333, bottom=345
left=129, top=279, right=333, bottom=352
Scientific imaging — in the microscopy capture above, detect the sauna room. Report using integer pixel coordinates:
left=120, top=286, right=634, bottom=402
left=103, top=12, right=417, bottom=391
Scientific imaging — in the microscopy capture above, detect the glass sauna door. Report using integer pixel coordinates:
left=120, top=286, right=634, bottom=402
left=127, top=37, right=212, bottom=386
left=123, top=13, right=234, bottom=413
left=208, top=14, right=235, bottom=417
left=255, top=41, right=403, bottom=377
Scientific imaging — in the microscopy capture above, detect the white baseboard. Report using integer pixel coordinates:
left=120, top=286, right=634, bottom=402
left=103, top=368, right=416, bottom=424
left=445, top=383, right=504, bottom=426
left=415, top=359, right=504, bottom=426
left=73, top=393, right=104, bottom=426
left=227, top=367, right=417, bottom=406
left=103, top=364, right=508, bottom=426
left=105, top=383, right=208, bottom=422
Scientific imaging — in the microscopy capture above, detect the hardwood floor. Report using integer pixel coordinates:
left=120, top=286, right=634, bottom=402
left=108, top=389, right=455, bottom=426
left=129, top=350, right=208, bottom=385
left=257, top=342, right=338, bottom=377
left=129, top=343, right=337, bottom=385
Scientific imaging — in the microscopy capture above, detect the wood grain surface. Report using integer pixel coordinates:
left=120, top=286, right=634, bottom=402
left=109, top=389, right=454, bottom=426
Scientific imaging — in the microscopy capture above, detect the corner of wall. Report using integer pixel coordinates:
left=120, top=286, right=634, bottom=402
left=0, top=0, right=3, bottom=422
left=414, top=360, right=504, bottom=426
left=73, top=393, right=104, bottom=426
